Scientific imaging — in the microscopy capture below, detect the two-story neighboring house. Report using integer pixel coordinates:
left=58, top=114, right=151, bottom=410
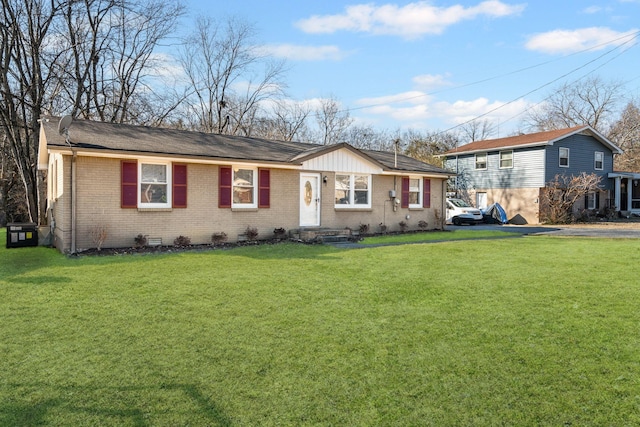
left=443, top=126, right=623, bottom=224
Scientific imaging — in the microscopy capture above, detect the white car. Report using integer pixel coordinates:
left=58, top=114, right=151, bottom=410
left=446, top=198, right=484, bottom=225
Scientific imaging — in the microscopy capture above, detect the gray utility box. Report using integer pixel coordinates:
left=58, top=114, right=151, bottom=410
left=6, top=223, right=39, bottom=248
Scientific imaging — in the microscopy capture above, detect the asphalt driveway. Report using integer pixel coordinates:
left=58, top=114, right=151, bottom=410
left=447, top=222, right=640, bottom=238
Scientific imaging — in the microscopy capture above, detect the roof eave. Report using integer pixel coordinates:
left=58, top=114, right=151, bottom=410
left=46, top=145, right=303, bottom=168
left=442, top=141, right=549, bottom=156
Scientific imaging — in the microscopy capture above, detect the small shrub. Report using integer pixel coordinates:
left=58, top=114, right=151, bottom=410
left=245, top=226, right=259, bottom=241
left=90, top=225, right=108, bottom=251
left=379, top=223, right=388, bottom=234
left=359, top=223, right=370, bottom=234
left=173, top=235, right=191, bottom=246
left=418, top=220, right=428, bottom=230
left=211, top=232, right=228, bottom=245
left=273, top=227, right=287, bottom=239
left=134, top=234, right=148, bottom=248
left=399, top=221, right=408, bottom=233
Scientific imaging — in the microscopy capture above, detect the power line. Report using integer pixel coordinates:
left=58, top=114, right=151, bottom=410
left=439, top=36, right=638, bottom=136
left=340, top=29, right=640, bottom=122
left=497, top=41, right=639, bottom=132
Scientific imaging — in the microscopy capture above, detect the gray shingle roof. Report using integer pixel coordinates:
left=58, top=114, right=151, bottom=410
left=443, top=125, right=622, bottom=155
left=41, top=116, right=452, bottom=175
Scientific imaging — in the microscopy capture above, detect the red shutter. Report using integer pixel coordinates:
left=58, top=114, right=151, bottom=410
left=423, top=178, right=431, bottom=208
left=173, top=163, right=187, bottom=208
left=121, top=160, right=138, bottom=208
left=258, top=168, right=270, bottom=208
left=219, top=166, right=232, bottom=208
left=401, top=177, right=409, bottom=208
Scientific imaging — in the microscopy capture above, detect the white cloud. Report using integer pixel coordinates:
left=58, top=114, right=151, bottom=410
left=354, top=91, right=531, bottom=130
left=259, top=44, right=348, bottom=61
left=435, top=97, right=530, bottom=125
left=525, top=27, right=638, bottom=54
left=357, top=91, right=433, bottom=107
left=295, top=1, right=526, bottom=39
left=582, top=6, right=603, bottom=14
left=412, top=73, right=453, bottom=90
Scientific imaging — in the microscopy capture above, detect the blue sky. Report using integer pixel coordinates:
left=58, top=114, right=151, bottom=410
left=180, top=0, right=640, bottom=136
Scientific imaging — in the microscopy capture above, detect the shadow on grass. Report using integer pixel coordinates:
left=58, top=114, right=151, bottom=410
left=1, top=383, right=233, bottom=426
left=0, top=398, right=62, bottom=426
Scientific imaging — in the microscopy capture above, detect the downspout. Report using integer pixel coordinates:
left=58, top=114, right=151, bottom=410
left=71, top=151, right=77, bottom=254
left=442, top=178, right=447, bottom=230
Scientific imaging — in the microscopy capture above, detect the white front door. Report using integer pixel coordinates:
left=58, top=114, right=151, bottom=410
left=300, top=173, right=321, bottom=227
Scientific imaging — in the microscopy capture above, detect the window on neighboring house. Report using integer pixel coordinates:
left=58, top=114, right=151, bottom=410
left=559, top=147, right=569, bottom=167
left=586, top=192, right=599, bottom=210
left=335, top=174, right=371, bottom=207
left=475, top=153, right=487, bottom=170
left=121, top=160, right=187, bottom=209
left=499, top=150, right=513, bottom=169
left=594, top=151, right=604, bottom=170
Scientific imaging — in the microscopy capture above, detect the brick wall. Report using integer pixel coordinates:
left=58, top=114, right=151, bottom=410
left=52, top=155, right=448, bottom=251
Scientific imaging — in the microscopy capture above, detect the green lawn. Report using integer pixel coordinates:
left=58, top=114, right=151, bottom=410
left=361, top=229, right=520, bottom=245
left=2, top=229, right=640, bottom=426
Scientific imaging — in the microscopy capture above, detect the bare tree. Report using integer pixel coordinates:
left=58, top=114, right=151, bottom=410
left=523, top=76, right=625, bottom=133
left=46, top=0, right=184, bottom=124
left=314, top=96, right=353, bottom=145
left=539, top=173, right=602, bottom=224
left=1, top=131, right=29, bottom=224
left=458, top=118, right=498, bottom=142
left=345, top=125, right=391, bottom=151
left=252, top=101, right=311, bottom=141
left=0, top=0, right=61, bottom=223
left=1, top=0, right=185, bottom=223
left=608, top=99, right=640, bottom=171
left=179, top=16, right=286, bottom=135
left=403, top=129, right=459, bottom=167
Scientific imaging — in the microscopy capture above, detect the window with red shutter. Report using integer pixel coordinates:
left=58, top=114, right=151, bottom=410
left=423, top=178, right=431, bottom=208
left=121, top=160, right=138, bottom=208
left=173, top=164, right=187, bottom=208
left=258, top=168, right=270, bottom=208
left=219, top=166, right=232, bottom=208
left=401, top=177, right=410, bottom=208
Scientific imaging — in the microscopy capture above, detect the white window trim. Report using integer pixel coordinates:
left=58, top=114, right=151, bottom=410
left=594, top=151, right=604, bottom=171
left=335, top=173, right=372, bottom=209
left=587, top=192, right=597, bottom=210
left=559, top=147, right=570, bottom=168
left=139, top=161, right=171, bottom=209
left=475, top=153, right=487, bottom=170
left=499, top=150, right=513, bottom=169
left=232, top=166, right=258, bottom=209
left=409, top=176, right=423, bottom=208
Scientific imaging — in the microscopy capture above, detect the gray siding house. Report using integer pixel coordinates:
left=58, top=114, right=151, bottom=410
left=443, top=126, right=623, bottom=224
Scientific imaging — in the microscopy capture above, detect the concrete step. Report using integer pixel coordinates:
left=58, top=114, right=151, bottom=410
left=291, top=228, right=353, bottom=242
left=318, top=234, right=352, bottom=243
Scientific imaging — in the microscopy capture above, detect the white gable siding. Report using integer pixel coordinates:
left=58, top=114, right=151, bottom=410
left=302, top=148, right=383, bottom=174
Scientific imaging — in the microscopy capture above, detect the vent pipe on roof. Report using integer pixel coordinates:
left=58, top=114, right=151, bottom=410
left=394, top=138, right=399, bottom=168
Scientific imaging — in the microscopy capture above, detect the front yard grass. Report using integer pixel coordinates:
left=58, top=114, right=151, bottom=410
left=360, top=229, right=520, bottom=245
left=1, top=230, right=640, bottom=426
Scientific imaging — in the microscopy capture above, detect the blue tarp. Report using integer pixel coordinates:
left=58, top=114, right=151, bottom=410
left=482, top=203, right=508, bottom=224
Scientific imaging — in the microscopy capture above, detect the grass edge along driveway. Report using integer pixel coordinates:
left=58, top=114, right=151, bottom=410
left=1, top=231, right=640, bottom=426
